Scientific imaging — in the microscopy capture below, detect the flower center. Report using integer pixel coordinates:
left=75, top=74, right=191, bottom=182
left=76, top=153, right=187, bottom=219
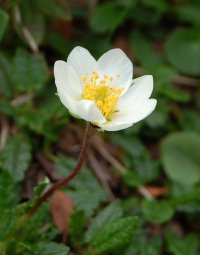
left=81, top=71, right=123, bottom=120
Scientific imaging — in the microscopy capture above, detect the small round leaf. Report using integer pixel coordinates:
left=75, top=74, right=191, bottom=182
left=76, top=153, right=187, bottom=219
left=166, top=28, right=200, bottom=75
left=161, top=132, right=200, bottom=186
left=142, top=200, right=174, bottom=224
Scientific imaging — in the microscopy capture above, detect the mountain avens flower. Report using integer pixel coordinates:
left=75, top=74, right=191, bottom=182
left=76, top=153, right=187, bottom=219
left=54, top=46, right=157, bottom=131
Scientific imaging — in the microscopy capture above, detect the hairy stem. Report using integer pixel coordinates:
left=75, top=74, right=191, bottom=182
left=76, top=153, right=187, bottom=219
left=28, top=122, right=91, bottom=218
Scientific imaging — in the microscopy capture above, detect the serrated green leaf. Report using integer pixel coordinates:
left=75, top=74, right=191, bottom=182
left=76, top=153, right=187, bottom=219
left=166, top=232, right=200, bottom=255
left=0, top=99, right=14, bottom=116
left=89, top=216, right=138, bottom=254
left=125, top=230, right=162, bottom=255
left=85, top=202, right=123, bottom=243
left=16, top=241, right=39, bottom=254
left=0, top=210, right=16, bottom=241
left=69, top=210, right=85, bottom=244
left=0, top=52, right=14, bottom=97
left=142, top=199, right=174, bottom=224
left=0, top=136, right=31, bottom=182
left=15, top=104, right=60, bottom=140
left=0, top=9, right=9, bottom=42
left=166, top=28, right=200, bottom=75
left=36, top=242, right=70, bottom=255
left=13, top=48, right=48, bottom=92
left=0, top=171, right=18, bottom=212
left=161, top=132, right=200, bottom=186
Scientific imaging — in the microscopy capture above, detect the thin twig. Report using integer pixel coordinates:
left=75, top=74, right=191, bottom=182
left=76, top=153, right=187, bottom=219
left=11, top=93, right=34, bottom=107
left=92, top=135, right=127, bottom=174
left=138, top=186, right=153, bottom=200
left=14, top=5, right=39, bottom=54
left=92, top=135, right=153, bottom=199
left=0, top=116, right=9, bottom=151
left=88, top=151, right=115, bottom=201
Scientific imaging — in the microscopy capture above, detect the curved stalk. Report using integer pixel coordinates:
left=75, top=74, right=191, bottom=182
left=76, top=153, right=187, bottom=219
left=28, top=122, right=91, bottom=218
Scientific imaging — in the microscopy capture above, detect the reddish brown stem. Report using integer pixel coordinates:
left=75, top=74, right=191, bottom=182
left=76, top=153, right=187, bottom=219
left=28, top=122, right=91, bottom=218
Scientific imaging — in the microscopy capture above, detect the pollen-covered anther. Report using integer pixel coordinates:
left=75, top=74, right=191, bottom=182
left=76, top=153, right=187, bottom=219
left=82, top=72, right=124, bottom=120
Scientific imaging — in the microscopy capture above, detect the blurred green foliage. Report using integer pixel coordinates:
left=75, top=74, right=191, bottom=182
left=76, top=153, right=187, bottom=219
left=0, top=0, right=200, bottom=254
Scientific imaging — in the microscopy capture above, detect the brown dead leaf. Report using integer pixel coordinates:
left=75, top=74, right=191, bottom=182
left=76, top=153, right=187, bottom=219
left=144, top=186, right=169, bottom=197
left=51, top=190, right=74, bottom=241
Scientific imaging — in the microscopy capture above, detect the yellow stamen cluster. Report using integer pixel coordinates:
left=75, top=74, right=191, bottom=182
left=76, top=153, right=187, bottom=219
left=82, top=71, right=123, bottom=120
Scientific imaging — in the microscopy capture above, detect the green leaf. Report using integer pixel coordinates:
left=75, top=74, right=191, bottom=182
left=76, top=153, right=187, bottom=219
left=111, top=134, right=159, bottom=185
left=69, top=210, right=85, bottom=245
left=90, top=3, right=124, bottom=33
left=179, top=110, right=200, bottom=133
left=177, top=3, right=200, bottom=25
left=33, top=177, right=50, bottom=199
left=0, top=52, right=14, bottom=97
left=85, top=202, right=123, bottom=243
left=125, top=233, right=162, bottom=255
left=0, top=99, right=14, bottom=116
left=161, top=132, right=200, bottom=186
left=36, top=0, right=71, bottom=20
left=88, top=217, right=138, bottom=254
left=152, top=64, right=177, bottom=90
left=15, top=104, right=62, bottom=141
left=0, top=9, right=9, bottom=42
left=13, top=48, right=48, bottom=92
left=130, top=31, right=163, bottom=68
left=143, top=0, right=169, bottom=13
left=145, top=98, right=170, bottom=128
left=161, top=87, right=191, bottom=103
left=0, top=171, right=18, bottom=212
left=142, top=199, right=174, bottom=224
left=0, top=136, right=32, bottom=183
left=36, top=242, right=70, bottom=255
left=166, top=232, right=200, bottom=255
left=170, top=186, right=200, bottom=206
left=166, top=28, right=200, bottom=75
left=47, top=31, right=71, bottom=57
left=0, top=209, right=16, bottom=241
left=20, top=1, right=45, bottom=45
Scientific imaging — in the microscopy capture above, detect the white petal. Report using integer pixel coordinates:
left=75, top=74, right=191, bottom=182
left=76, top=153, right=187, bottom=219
left=54, top=60, right=82, bottom=100
left=75, top=100, right=106, bottom=123
left=117, top=99, right=157, bottom=124
left=100, top=98, right=157, bottom=131
left=56, top=87, right=76, bottom=113
left=100, top=122, right=133, bottom=132
left=118, top=75, right=154, bottom=108
left=67, top=46, right=96, bottom=79
left=96, top=49, right=133, bottom=90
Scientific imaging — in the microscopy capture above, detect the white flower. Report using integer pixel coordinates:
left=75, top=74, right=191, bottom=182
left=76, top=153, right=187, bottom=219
left=54, top=46, right=157, bottom=131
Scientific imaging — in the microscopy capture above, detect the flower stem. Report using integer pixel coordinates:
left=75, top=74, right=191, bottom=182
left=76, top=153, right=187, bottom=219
left=28, top=122, right=91, bottom=218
